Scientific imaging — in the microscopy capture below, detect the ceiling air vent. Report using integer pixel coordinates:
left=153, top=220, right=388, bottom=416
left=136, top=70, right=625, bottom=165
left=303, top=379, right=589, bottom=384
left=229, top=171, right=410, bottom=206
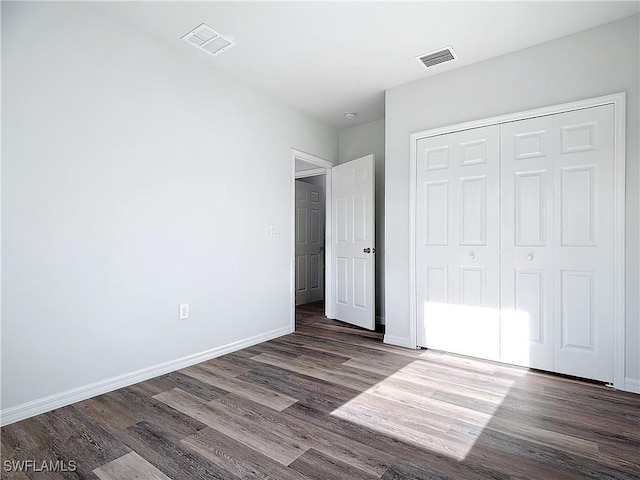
left=182, top=23, right=235, bottom=58
left=416, top=46, right=457, bottom=69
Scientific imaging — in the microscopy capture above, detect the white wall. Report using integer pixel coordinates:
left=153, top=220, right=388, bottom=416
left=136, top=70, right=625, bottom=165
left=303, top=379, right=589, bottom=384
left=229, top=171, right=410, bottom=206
left=339, top=119, right=385, bottom=321
left=385, top=15, right=640, bottom=386
left=1, top=2, right=337, bottom=416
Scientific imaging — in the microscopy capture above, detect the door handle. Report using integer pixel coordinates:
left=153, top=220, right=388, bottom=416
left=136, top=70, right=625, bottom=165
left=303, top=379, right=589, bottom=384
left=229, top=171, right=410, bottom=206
left=363, top=248, right=371, bottom=253
left=469, top=252, right=475, bottom=260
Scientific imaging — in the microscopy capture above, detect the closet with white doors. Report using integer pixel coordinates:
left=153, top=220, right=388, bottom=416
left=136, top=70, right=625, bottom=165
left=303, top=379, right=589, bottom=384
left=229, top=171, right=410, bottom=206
left=415, top=102, right=618, bottom=383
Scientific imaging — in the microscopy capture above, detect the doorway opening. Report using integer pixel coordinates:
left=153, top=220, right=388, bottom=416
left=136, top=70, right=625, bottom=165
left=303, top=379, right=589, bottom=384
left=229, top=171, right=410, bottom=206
left=291, top=149, right=334, bottom=334
left=291, top=149, right=380, bottom=336
left=294, top=174, right=326, bottom=309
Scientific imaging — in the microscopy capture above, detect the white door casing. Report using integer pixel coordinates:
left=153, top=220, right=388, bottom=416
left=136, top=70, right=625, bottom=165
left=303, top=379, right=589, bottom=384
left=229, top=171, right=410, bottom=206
left=416, top=126, right=501, bottom=360
left=331, top=155, right=376, bottom=330
left=295, top=180, right=325, bottom=306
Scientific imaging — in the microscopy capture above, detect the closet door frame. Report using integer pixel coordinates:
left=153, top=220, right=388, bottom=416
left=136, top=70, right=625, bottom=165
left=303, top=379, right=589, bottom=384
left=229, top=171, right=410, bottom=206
left=409, top=92, right=627, bottom=391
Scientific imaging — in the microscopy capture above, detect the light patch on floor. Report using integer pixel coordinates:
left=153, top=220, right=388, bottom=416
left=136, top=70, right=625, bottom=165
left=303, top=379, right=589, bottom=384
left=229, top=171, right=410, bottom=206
left=330, top=358, right=515, bottom=461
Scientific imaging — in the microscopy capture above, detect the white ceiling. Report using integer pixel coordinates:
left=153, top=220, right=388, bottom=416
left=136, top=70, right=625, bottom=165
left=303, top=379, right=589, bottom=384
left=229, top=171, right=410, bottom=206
left=95, top=1, right=639, bottom=129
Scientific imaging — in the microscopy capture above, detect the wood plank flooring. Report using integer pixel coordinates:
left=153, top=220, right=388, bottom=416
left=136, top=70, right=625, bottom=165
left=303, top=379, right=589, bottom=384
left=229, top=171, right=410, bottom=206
left=2, top=303, right=639, bottom=479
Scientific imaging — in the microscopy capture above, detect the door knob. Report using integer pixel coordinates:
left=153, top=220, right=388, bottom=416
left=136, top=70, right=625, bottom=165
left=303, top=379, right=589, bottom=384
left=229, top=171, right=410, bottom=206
left=527, top=254, right=534, bottom=261
left=363, top=248, right=371, bottom=253
left=469, top=252, right=475, bottom=260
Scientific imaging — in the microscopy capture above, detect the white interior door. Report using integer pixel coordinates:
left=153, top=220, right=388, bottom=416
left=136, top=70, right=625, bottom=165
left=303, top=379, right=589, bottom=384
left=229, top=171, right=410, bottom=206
left=416, top=126, right=501, bottom=360
left=501, top=105, right=615, bottom=382
left=552, top=104, right=615, bottom=382
left=413, top=99, right=620, bottom=385
left=501, top=116, right=555, bottom=370
left=295, top=180, right=325, bottom=305
left=331, top=155, right=375, bottom=330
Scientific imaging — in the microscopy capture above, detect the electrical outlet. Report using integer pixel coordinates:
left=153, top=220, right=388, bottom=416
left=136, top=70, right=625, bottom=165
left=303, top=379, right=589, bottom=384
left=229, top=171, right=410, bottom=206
left=179, top=304, right=189, bottom=320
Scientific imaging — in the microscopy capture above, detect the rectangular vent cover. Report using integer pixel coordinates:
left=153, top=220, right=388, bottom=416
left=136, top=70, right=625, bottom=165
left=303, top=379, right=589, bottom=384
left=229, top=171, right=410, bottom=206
left=416, top=46, right=457, bottom=69
left=182, top=23, right=235, bottom=58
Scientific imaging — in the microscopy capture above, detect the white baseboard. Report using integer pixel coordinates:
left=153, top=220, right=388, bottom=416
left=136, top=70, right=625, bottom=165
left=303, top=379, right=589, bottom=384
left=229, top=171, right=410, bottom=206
left=0, top=326, right=291, bottom=427
left=624, top=377, right=640, bottom=394
left=383, top=334, right=415, bottom=349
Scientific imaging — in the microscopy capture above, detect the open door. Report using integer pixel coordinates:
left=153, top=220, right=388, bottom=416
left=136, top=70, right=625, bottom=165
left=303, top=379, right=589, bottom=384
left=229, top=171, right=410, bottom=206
left=331, top=155, right=375, bottom=330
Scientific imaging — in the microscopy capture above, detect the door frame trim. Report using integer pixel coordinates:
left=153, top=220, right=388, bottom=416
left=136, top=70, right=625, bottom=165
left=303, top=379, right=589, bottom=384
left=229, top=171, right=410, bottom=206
left=295, top=167, right=326, bottom=179
left=408, top=92, right=627, bottom=390
left=291, top=149, right=335, bottom=332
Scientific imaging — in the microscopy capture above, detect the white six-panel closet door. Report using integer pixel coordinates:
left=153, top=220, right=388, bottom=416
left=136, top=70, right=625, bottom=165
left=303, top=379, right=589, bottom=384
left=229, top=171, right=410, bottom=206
left=551, top=105, right=615, bottom=382
left=501, top=105, right=615, bottom=382
left=500, top=116, right=555, bottom=371
left=416, top=125, right=501, bottom=361
left=416, top=104, right=615, bottom=383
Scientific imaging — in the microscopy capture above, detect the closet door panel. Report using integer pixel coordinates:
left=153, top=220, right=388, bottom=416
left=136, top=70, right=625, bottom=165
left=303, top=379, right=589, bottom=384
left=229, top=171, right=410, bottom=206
left=415, top=102, right=617, bottom=384
left=416, top=126, right=500, bottom=361
left=501, top=117, right=554, bottom=370
left=553, top=104, right=615, bottom=383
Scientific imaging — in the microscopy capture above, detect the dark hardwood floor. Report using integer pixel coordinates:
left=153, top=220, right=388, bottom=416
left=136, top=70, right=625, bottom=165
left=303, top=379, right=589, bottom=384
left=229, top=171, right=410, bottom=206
left=2, top=303, right=639, bottom=479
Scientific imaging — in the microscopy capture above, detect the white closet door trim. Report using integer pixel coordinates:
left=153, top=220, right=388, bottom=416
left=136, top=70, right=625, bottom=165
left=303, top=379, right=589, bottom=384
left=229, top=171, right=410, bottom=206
left=409, top=92, right=627, bottom=391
